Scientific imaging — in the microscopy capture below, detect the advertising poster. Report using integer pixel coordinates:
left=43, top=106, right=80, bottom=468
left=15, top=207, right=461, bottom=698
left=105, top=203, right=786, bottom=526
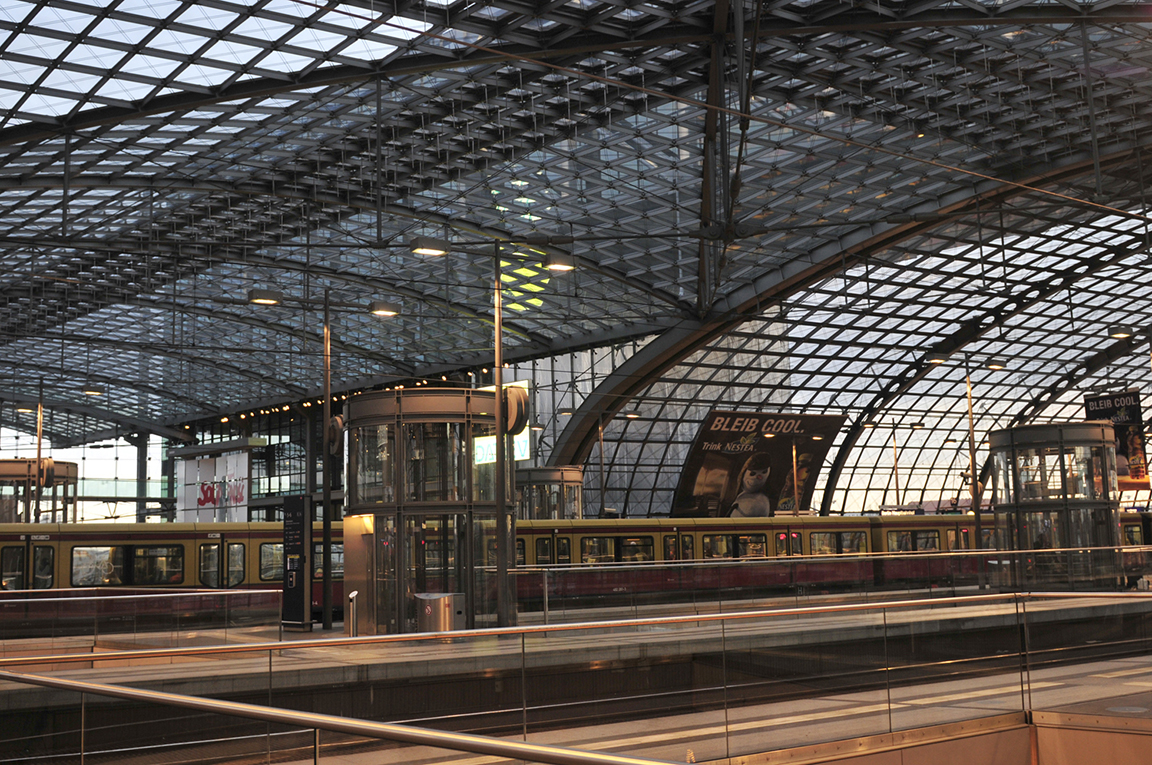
left=1084, top=390, right=1149, bottom=491
left=671, top=411, right=846, bottom=517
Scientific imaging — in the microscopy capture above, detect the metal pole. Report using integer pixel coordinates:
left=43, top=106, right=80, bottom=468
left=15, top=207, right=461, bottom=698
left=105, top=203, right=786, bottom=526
left=34, top=379, right=43, bottom=523
left=598, top=413, right=605, bottom=516
left=791, top=440, right=800, bottom=515
left=322, top=289, right=333, bottom=630
left=494, top=243, right=512, bottom=627
left=967, top=367, right=987, bottom=589
left=891, top=430, right=900, bottom=508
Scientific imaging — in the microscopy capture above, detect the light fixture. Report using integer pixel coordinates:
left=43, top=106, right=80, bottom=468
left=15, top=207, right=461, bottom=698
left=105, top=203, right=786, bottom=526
left=530, top=418, right=544, bottom=432
left=409, top=236, right=450, bottom=256
left=986, top=357, right=1008, bottom=371
left=624, top=408, right=641, bottom=419
left=81, top=382, right=104, bottom=396
left=369, top=300, right=400, bottom=317
left=544, top=252, right=575, bottom=271
left=911, top=422, right=925, bottom=429
left=1108, top=325, right=1134, bottom=339
left=861, top=421, right=876, bottom=429
left=944, top=437, right=958, bottom=445
left=559, top=407, right=574, bottom=416
left=811, top=434, right=824, bottom=441
left=16, top=406, right=33, bottom=414
left=247, top=288, right=283, bottom=305
left=925, top=351, right=949, bottom=364
left=763, top=432, right=776, bottom=438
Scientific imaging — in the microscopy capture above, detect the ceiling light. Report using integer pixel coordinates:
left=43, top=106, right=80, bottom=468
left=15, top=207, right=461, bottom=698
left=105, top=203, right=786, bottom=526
left=911, top=422, right=925, bottom=429
left=1108, top=325, right=1134, bottom=339
left=623, top=409, right=641, bottom=419
left=544, top=252, right=575, bottom=271
left=247, top=288, right=283, bottom=306
left=369, top=300, right=400, bottom=317
left=925, top=351, right=949, bottom=364
left=861, top=421, right=876, bottom=429
left=986, top=357, right=1008, bottom=371
left=409, top=236, right=449, bottom=256
left=16, top=406, right=33, bottom=414
left=811, top=434, right=824, bottom=440
left=81, top=382, right=104, bottom=396
left=530, top=418, right=544, bottom=432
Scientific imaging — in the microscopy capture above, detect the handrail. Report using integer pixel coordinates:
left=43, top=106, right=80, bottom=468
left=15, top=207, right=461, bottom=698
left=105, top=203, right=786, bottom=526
left=0, top=669, right=679, bottom=765
left=0, top=591, right=1121, bottom=669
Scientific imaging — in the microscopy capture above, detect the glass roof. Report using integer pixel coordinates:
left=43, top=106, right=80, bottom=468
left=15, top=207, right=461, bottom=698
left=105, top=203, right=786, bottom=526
left=2, top=0, right=1152, bottom=512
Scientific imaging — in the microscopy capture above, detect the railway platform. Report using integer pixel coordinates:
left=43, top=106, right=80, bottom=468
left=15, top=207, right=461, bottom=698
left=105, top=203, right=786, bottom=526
left=2, top=592, right=1152, bottom=764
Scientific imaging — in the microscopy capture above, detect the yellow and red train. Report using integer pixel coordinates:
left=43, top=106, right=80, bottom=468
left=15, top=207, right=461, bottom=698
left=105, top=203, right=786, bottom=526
left=1, top=513, right=1147, bottom=612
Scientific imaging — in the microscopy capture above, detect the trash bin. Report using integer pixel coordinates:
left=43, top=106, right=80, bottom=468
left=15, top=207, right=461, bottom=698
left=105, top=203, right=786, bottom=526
left=416, top=593, right=463, bottom=632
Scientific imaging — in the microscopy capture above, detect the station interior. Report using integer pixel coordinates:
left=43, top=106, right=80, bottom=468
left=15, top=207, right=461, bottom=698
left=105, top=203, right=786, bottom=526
left=5, top=1, right=1152, bottom=764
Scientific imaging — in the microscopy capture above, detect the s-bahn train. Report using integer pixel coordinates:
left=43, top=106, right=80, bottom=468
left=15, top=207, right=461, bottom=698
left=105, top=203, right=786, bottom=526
left=1, top=512, right=1149, bottom=611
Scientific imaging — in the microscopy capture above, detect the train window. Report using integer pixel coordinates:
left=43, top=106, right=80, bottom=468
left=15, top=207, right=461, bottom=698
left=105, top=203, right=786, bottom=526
left=556, top=537, right=572, bottom=565
left=663, top=535, right=678, bottom=560
left=1, top=546, right=24, bottom=590
left=736, top=535, right=768, bottom=558
left=980, top=529, right=996, bottom=549
left=32, top=546, right=53, bottom=589
left=809, top=532, right=835, bottom=556
left=621, top=537, right=654, bottom=562
left=680, top=535, right=694, bottom=559
left=227, top=543, right=245, bottom=588
left=311, top=543, right=345, bottom=579
left=135, top=546, right=184, bottom=585
left=72, top=546, right=127, bottom=586
left=839, top=531, right=867, bottom=554
left=260, top=543, right=284, bottom=581
left=580, top=537, right=616, bottom=563
left=702, top=535, right=733, bottom=559
left=200, top=544, right=221, bottom=588
left=536, top=538, right=552, bottom=564
left=1124, top=525, right=1143, bottom=545
left=888, top=531, right=939, bottom=552
left=515, top=539, right=526, bottom=566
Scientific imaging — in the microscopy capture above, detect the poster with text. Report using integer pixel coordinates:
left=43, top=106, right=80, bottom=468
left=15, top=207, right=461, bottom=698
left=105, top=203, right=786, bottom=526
left=1084, top=390, right=1149, bottom=491
left=671, top=411, right=846, bottom=517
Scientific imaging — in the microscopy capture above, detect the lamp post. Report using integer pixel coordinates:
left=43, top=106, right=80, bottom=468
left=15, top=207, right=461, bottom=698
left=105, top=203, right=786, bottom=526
left=492, top=241, right=514, bottom=628
left=248, top=288, right=399, bottom=629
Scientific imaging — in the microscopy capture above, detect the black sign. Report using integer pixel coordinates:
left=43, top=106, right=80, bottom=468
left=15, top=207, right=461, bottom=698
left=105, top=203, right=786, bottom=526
left=281, top=495, right=313, bottom=629
left=671, top=411, right=845, bottom=517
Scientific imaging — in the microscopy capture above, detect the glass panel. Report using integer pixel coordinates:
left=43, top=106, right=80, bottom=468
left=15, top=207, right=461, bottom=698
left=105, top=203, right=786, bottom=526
left=135, top=546, right=183, bottom=585
left=621, top=536, right=653, bottom=561
left=516, top=539, right=526, bottom=566
left=1124, top=524, right=1143, bottom=545
left=580, top=536, right=616, bottom=563
left=810, top=532, right=835, bottom=555
left=71, top=546, right=126, bottom=586
left=1, top=546, right=24, bottom=590
left=736, top=534, right=767, bottom=557
left=914, top=531, right=939, bottom=551
left=1068, top=445, right=1105, bottom=500
left=565, top=484, right=582, bottom=519
left=227, top=542, right=246, bottom=587
left=1016, top=446, right=1063, bottom=501
left=681, top=535, right=694, bottom=559
left=839, top=531, right=868, bottom=553
left=353, top=424, right=394, bottom=505
left=311, top=542, right=344, bottom=580
left=775, top=531, right=791, bottom=556
left=888, top=531, right=912, bottom=552
left=663, top=535, right=677, bottom=560
left=472, top=422, right=498, bottom=502
left=32, top=546, right=53, bottom=589
left=556, top=537, right=572, bottom=564
left=260, top=543, right=284, bottom=581
left=404, top=423, right=464, bottom=502
left=702, top=535, right=733, bottom=559
left=790, top=531, right=802, bottom=555
left=536, top=537, right=552, bottom=564
left=199, top=543, right=220, bottom=587
left=376, top=513, right=399, bottom=634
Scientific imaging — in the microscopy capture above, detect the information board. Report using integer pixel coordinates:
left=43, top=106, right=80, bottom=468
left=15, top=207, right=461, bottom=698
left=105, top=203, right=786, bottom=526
left=281, top=494, right=312, bottom=630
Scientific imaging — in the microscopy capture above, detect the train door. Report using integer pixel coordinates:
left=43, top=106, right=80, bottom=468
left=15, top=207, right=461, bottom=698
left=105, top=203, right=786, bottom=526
left=199, top=532, right=247, bottom=588
left=662, top=530, right=695, bottom=560
left=533, top=532, right=573, bottom=565
left=774, top=528, right=802, bottom=557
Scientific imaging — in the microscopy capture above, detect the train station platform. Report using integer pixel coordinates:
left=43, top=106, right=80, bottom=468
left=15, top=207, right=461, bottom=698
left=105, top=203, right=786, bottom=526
left=2, top=592, right=1152, bottom=764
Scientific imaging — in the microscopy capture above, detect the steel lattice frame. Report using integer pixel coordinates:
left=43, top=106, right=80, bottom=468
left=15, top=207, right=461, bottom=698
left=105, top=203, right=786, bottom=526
left=2, top=0, right=1152, bottom=513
